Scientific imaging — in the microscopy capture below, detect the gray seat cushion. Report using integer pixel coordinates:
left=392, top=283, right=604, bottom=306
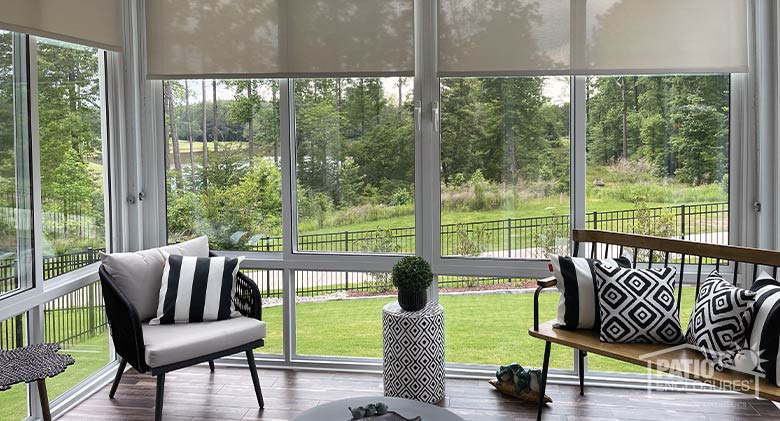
left=142, top=316, right=265, bottom=368
left=100, top=236, right=210, bottom=321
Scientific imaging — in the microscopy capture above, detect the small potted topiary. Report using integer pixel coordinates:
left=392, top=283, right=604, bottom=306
left=392, top=256, right=433, bottom=311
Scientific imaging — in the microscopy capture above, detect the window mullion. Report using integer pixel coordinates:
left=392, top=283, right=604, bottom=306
left=571, top=75, right=587, bottom=236
left=416, top=0, right=440, bottom=301
left=279, top=78, right=296, bottom=361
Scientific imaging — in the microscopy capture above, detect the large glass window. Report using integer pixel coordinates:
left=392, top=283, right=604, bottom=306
left=164, top=79, right=282, bottom=251
left=295, top=270, right=395, bottom=358
left=293, top=77, right=415, bottom=254
left=585, top=75, right=729, bottom=244
left=37, top=38, right=106, bottom=280
left=440, top=77, right=571, bottom=259
left=440, top=276, right=572, bottom=369
left=240, top=269, right=283, bottom=355
left=585, top=74, right=730, bottom=373
left=44, top=281, right=111, bottom=400
left=0, top=31, right=33, bottom=298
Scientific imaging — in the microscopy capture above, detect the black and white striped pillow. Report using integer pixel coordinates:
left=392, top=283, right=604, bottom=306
left=737, top=273, right=780, bottom=385
left=150, top=254, right=243, bottom=325
left=549, top=252, right=632, bottom=330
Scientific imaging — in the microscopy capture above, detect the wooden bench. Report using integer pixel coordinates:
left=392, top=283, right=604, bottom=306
left=529, top=229, right=780, bottom=420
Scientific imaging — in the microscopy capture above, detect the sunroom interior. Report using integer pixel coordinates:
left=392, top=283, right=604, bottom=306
left=2, top=0, right=780, bottom=420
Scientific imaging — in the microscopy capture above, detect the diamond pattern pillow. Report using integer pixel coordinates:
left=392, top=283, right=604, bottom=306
left=595, top=264, right=683, bottom=344
left=686, top=271, right=755, bottom=368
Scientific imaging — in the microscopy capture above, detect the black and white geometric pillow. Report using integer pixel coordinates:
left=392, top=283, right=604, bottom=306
left=150, top=254, right=243, bottom=325
left=549, top=253, right=632, bottom=330
left=685, top=271, right=755, bottom=369
left=594, top=264, right=683, bottom=344
left=737, top=273, right=780, bottom=385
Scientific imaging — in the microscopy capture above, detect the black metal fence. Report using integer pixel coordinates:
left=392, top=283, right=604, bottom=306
left=0, top=202, right=727, bottom=348
left=246, top=202, right=727, bottom=258
left=0, top=281, right=107, bottom=350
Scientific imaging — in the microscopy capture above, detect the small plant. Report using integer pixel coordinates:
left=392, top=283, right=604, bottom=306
left=357, top=227, right=400, bottom=292
left=392, top=256, right=433, bottom=311
left=392, top=256, right=433, bottom=291
left=453, top=223, right=490, bottom=257
left=535, top=209, right=569, bottom=258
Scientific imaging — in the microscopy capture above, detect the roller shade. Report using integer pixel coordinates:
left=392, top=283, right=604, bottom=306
left=438, top=0, right=749, bottom=76
left=0, top=0, right=123, bottom=51
left=145, top=0, right=414, bottom=79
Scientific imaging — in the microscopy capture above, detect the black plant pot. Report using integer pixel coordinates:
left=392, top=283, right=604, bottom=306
left=398, top=289, right=427, bottom=311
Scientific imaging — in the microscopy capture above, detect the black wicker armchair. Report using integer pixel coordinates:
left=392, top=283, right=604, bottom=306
left=99, top=250, right=265, bottom=421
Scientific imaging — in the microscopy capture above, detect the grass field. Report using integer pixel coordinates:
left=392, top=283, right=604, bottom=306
left=263, top=288, right=696, bottom=372
left=0, top=333, right=110, bottom=421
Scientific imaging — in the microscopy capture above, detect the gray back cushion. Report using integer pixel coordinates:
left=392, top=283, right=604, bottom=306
left=100, top=236, right=209, bottom=321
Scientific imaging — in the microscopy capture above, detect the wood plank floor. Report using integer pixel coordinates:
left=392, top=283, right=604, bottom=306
left=61, top=365, right=780, bottom=421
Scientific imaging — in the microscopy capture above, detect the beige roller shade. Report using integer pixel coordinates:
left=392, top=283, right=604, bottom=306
left=145, top=0, right=414, bottom=79
left=438, top=0, right=749, bottom=76
left=438, top=0, right=571, bottom=76
left=583, top=0, right=748, bottom=74
left=0, top=0, right=123, bottom=51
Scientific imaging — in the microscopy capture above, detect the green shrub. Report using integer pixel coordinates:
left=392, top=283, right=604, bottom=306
left=392, top=256, right=433, bottom=291
left=389, top=187, right=412, bottom=206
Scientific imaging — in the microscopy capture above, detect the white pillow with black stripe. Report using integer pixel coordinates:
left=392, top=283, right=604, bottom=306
left=548, top=252, right=632, bottom=330
left=150, top=254, right=244, bottom=325
left=735, top=272, right=780, bottom=385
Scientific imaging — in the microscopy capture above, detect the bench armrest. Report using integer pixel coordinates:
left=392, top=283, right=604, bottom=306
left=537, top=276, right=557, bottom=288
left=533, top=276, right=558, bottom=332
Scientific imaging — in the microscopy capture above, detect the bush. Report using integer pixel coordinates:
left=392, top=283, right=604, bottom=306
left=392, top=256, right=433, bottom=291
left=389, top=187, right=412, bottom=206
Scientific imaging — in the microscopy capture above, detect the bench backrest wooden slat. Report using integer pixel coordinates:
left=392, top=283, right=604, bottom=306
left=574, top=230, right=780, bottom=267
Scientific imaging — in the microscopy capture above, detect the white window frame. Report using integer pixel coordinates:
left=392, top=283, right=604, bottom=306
left=0, top=33, right=119, bottom=420
left=137, top=0, right=755, bottom=388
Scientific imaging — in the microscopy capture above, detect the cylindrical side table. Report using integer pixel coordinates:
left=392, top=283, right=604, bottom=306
left=382, top=301, right=445, bottom=404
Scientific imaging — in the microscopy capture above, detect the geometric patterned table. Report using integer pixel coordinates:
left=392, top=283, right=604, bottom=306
left=382, top=301, right=445, bottom=404
left=0, top=343, right=74, bottom=421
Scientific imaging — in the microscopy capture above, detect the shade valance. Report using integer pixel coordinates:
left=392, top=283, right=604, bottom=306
left=438, top=0, right=749, bottom=76
left=145, top=0, right=414, bottom=79
left=0, top=0, right=124, bottom=51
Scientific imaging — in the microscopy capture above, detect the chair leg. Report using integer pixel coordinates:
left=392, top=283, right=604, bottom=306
left=537, top=341, right=551, bottom=421
left=245, top=350, right=264, bottom=408
left=209, top=360, right=215, bottom=372
left=109, top=358, right=127, bottom=399
left=36, top=379, right=51, bottom=421
left=155, top=374, right=165, bottom=421
left=577, top=349, right=586, bottom=396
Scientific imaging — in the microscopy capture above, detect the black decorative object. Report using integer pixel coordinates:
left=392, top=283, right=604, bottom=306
left=348, top=401, right=391, bottom=419
left=350, top=412, right=421, bottom=421
left=398, top=289, right=426, bottom=312
left=0, top=343, right=74, bottom=421
left=383, top=301, right=445, bottom=403
left=392, top=256, right=433, bottom=311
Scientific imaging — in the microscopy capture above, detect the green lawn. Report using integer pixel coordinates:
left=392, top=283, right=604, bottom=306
left=264, top=288, right=696, bottom=372
left=0, top=333, right=111, bottom=421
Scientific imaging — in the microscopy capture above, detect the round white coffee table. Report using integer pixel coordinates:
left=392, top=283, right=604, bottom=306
left=291, top=396, right=464, bottom=421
